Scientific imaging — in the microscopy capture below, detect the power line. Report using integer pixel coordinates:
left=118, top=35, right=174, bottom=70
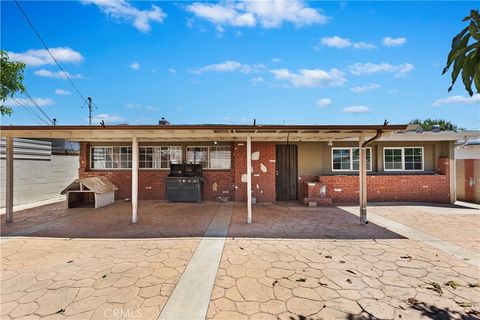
left=11, top=97, right=50, bottom=125
left=14, top=0, right=91, bottom=106
left=23, top=90, right=54, bottom=124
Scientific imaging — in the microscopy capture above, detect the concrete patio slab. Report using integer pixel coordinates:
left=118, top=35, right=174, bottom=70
left=2, top=201, right=480, bottom=319
left=341, top=206, right=480, bottom=267
left=206, top=204, right=480, bottom=320
left=159, top=203, right=232, bottom=320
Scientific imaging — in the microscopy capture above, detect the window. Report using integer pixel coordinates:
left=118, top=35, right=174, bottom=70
left=139, top=146, right=182, bottom=169
left=186, top=146, right=231, bottom=169
left=384, top=147, right=423, bottom=171
left=91, top=146, right=131, bottom=169
left=332, top=147, right=371, bottom=171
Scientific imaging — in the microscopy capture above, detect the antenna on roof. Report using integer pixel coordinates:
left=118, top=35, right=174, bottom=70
left=253, top=118, right=256, bottom=126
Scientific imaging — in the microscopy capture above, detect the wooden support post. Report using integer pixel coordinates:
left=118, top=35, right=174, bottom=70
left=132, top=136, right=139, bottom=223
left=247, top=136, right=252, bottom=224
left=359, top=136, right=367, bottom=224
left=5, top=136, right=14, bottom=223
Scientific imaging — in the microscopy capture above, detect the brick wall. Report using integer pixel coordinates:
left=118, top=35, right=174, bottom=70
left=317, top=174, right=449, bottom=203
left=79, top=142, right=237, bottom=202
left=233, top=142, right=276, bottom=203
left=80, top=142, right=451, bottom=204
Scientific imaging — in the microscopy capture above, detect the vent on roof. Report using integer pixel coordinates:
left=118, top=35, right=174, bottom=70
left=159, top=117, right=170, bottom=125
left=432, top=125, right=441, bottom=132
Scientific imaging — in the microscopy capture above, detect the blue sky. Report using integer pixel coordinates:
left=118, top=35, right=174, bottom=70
left=1, top=0, right=479, bottom=129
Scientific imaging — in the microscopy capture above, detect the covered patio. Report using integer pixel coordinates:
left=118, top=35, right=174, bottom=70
left=1, top=200, right=402, bottom=240
left=1, top=200, right=479, bottom=320
left=1, top=123, right=412, bottom=227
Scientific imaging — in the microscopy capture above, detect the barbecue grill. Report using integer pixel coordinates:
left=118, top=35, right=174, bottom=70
left=165, top=163, right=206, bottom=202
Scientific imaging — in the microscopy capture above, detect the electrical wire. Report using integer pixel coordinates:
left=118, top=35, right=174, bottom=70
left=23, top=90, right=54, bottom=124
left=11, top=97, right=50, bottom=125
left=14, top=0, right=90, bottom=106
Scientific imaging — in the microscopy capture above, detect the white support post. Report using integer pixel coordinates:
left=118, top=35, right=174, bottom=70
left=5, top=136, right=14, bottom=223
left=359, top=136, right=368, bottom=224
left=132, top=136, right=139, bottom=223
left=246, top=136, right=252, bottom=224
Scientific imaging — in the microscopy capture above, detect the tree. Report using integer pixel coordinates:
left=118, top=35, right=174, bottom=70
left=1, top=50, right=26, bottom=116
left=409, top=119, right=463, bottom=131
left=442, top=9, right=480, bottom=96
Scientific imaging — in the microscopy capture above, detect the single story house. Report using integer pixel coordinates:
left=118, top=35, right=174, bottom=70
left=2, top=123, right=478, bottom=224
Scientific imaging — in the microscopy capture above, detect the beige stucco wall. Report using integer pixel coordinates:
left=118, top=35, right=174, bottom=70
left=295, top=141, right=451, bottom=175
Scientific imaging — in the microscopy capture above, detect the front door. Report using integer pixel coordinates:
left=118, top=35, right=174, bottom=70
left=275, top=145, right=298, bottom=201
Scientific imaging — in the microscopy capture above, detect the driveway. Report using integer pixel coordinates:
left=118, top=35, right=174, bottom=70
left=1, top=201, right=479, bottom=319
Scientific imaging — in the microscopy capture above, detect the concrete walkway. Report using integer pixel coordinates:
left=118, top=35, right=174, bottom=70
left=342, top=206, right=480, bottom=267
left=158, top=203, right=233, bottom=320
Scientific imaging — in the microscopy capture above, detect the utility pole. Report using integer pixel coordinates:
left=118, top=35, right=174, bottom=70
left=87, top=97, right=92, bottom=125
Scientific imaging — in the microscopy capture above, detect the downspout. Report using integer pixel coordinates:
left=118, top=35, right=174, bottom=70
left=358, top=120, right=389, bottom=224
left=362, top=120, right=389, bottom=147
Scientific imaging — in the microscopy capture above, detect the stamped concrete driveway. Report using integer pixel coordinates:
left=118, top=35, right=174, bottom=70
left=1, top=201, right=479, bottom=320
left=206, top=204, right=480, bottom=320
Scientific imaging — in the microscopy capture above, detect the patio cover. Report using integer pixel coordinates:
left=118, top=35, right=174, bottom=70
left=1, top=123, right=419, bottom=225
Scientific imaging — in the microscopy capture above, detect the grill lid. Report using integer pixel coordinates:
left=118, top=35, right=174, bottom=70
left=169, top=163, right=203, bottom=177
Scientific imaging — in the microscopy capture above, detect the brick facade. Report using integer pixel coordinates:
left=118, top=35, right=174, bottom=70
left=79, top=142, right=451, bottom=204
left=299, top=157, right=451, bottom=204
left=233, top=142, right=276, bottom=203
left=79, top=141, right=274, bottom=202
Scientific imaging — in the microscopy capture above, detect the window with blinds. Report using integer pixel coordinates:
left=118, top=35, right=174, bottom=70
left=186, top=146, right=231, bottom=169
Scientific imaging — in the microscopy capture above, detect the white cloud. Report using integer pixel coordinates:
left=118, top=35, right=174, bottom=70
left=343, top=105, right=370, bottom=113
left=130, top=61, right=140, bottom=70
left=4, top=97, right=55, bottom=107
left=250, top=76, right=265, bottom=85
left=318, top=36, right=375, bottom=49
left=350, top=83, right=381, bottom=93
left=8, top=47, right=84, bottom=67
left=82, top=0, right=166, bottom=32
left=186, top=0, right=328, bottom=29
left=186, top=3, right=255, bottom=27
left=54, top=88, right=71, bottom=95
left=353, top=42, right=375, bottom=49
left=191, top=61, right=267, bottom=74
left=382, top=36, right=407, bottom=47
left=320, top=36, right=351, bottom=48
left=168, top=68, right=177, bottom=74
left=34, top=69, right=83, bottom=79
left=432, top=94, right=480, bottom=107
left=92, top=113, right=124, bottom=124
left=316, top=98, right=332, bottom=107
left=125, top=103, right=158, bottom=111
left=270, top=68, right=346, bottom=88
left=348, top=62, right=414, bottom=76
left=271, top=58, right=281, bottom=63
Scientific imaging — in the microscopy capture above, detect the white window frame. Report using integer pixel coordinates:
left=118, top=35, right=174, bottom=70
left=331, top=147, right=372, bottom=172
left=383, top=147, right=424, bottom=172
left=186, top=146, right=231, bottom=170
left=139, top=146, right=182, bottom=170
left=90, top=146, right=132, bottom=170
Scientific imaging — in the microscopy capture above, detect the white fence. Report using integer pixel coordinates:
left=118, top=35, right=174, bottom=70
left=0, top=138, right=79, bottom=207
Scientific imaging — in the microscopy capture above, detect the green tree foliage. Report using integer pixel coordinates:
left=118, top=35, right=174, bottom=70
left=1, top=50, right=26, bottom=116
left=443, top=9, right=480, bottom=96
left=409, top=119, right=463, bottom=131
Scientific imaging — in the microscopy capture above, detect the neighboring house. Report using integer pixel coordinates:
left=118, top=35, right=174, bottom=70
left=2, top=124, right=478, bottom=210
left=455, top=139, right=480, bottom=204
left=0, top=138, right=79, bottom=208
